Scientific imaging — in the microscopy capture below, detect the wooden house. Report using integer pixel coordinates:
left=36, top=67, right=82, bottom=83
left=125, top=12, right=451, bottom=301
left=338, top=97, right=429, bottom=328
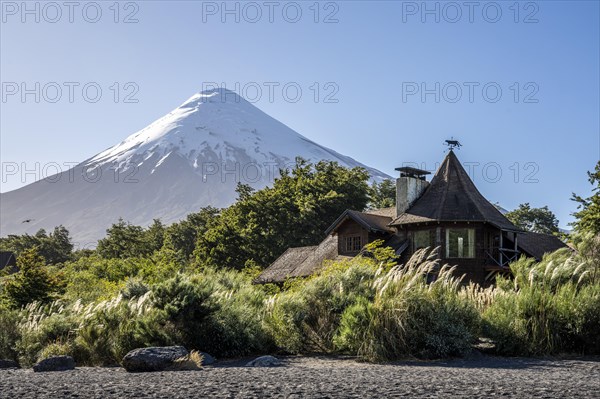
left=256, top=150, right=567, bottom=286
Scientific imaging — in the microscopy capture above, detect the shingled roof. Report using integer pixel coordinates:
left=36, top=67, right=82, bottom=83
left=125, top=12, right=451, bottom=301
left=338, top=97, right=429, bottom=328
left=255, top=235, right=340, bottom=284
left=325, top=209, right=394, bottom=236
left=254, top=246, right=317, bottom=284
left=390, top=151, right=519, bottom=231
left=517, top=232, right=568, bottom=261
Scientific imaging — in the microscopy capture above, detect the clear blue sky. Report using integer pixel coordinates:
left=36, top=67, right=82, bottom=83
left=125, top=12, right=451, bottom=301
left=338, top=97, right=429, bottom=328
left=1, top=1, right=599, bottom=229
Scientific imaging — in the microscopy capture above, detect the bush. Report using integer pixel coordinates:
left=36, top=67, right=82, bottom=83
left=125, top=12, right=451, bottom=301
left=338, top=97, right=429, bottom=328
left=74, top=294, right=176, bottom=365
left=37, top=341, right=74, bottom=361
left=265, top=257, right=379, bottom=354
left=191, top=268, right=273, bottom=357
left=3, top=268, right=274, bottom=366
left=0, top=305, right=20, bottom=361
left=334, top=249, right=479, bottom=361
left=266, top=248, right=479, bottom=361
left=3, top=234, right=597, bottom=366
left=16, top=301, right=79, bottom=366
left=483, top=246, right=600, bottom=355
left=151, top=274, right=216, bottom=350
left=2, top=248, right=64, bottom=308
left=121, top=278, right=149, bottom=299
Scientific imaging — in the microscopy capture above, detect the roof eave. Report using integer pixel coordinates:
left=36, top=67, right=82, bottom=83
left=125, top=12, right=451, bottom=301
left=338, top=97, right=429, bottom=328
left=324, top=210, right=354, bottom=236
left=324, top=209, right=392, bottom=236
left=390, top=218, right=523, bottom=232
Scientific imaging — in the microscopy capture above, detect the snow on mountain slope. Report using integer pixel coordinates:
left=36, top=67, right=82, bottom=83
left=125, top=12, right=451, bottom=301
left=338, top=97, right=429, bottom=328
left=0, top=89, right=391, bottom=245
left=85, top=89, right=388, bottom=181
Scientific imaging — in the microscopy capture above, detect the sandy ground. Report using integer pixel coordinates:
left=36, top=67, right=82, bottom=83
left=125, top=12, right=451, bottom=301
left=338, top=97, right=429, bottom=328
left=1, top=356, right=599, bottom=398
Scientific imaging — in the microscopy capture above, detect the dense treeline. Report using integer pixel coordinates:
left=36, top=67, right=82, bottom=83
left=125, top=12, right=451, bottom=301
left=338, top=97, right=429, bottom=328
left=0, top=159, right=598, bottom=366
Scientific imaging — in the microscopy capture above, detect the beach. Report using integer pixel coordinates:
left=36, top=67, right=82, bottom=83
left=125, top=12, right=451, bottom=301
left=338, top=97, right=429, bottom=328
left=1, top=356, right=599, bottom=398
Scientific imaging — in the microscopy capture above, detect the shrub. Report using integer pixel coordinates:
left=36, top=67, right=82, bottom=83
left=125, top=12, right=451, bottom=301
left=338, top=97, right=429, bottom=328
left=265, top=249, right=479, bottom=360
left=16, top=301, right=79, bottom=366
left=61, top=269, right=121, bottom=303
left=74, top=293, right=176, bottom=365
left=37, top=341, right=74, bottom=361
left=0, top=305, right=20, bottom=361
left=192, top=268, right=273, bottom=357
left=168, top=350, right=203, bottom=370
left=483, top=246, right=600, bottom=355
left=5, top=234, right=596, bottom=365
left=151, top=274, right=216, bottom=350
left=265, top=257, right=379, bottom=354
left=2, top=248, right=64, bottom=308
left=121, top=278, right=149, bottom=299
left=334, top=248, right=479, bottom=361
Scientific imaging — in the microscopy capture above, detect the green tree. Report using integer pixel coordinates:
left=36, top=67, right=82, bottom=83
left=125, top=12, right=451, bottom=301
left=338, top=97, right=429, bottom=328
left=235, top=182, right=255, bottom=201
left=144, top=219, right=166, bottom=254
left=369, top=179, right=396, bottom=209
left=1, top=248, right=64, bottom=308
left=96, top=219, right=148, bottom=259
left=571, top=160, right=600, bottom=235
left=39, top=226, right=73, bottom=264
left=162, top=207, right=220, bottom=264
left=0, top=226, right=73, bottom=265
left=194, top=159, right=371, bottom=269
left=505, top=203, right=559, bottom=235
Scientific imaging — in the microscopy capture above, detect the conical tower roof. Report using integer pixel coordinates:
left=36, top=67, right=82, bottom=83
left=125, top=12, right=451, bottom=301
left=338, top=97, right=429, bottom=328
left=390, top=151, right=519, bottom=231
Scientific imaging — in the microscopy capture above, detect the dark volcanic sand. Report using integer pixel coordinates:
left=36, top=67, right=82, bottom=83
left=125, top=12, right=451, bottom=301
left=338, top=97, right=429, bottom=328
left=1, top=356, right=599, bottom=398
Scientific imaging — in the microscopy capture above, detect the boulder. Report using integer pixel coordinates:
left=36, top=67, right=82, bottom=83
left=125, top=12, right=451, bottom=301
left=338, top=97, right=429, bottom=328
left=473, top=337, right=497, bottom=355
left=33, top=356, right=75, bottom=372
left=245, top=355, right=282, bottom=367
left=199, top=352, right=216, bottom=366
left=0, top=359, right=19, bottom=369
left=122, top=346, right=189, bottom=372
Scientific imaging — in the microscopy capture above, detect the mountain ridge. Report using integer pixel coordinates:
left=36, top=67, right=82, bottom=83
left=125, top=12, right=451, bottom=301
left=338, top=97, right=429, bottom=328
left=0, top=88, right=391, bottom=245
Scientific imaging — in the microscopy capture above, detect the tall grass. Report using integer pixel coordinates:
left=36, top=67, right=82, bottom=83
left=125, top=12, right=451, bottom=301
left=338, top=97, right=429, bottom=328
left=264, top=257, right=378, bottom=354
left=2, top=235, right=598, bottom=365
left=168, top=268, right=274, bottom=357
left=14, top=293, right=172, bottom=366
left=483, top=247, right=600, bottom=355
left=334, top=248, right=479, bottom=361
left=8, top=267, right=274, bottom=366
left=265, top=248, right=479, bottom=361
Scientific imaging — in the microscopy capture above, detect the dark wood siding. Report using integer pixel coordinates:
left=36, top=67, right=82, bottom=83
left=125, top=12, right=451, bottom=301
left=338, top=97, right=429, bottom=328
left=336, top=219, right=369, bottom=256
left=438, top=222, right=502, bottom=285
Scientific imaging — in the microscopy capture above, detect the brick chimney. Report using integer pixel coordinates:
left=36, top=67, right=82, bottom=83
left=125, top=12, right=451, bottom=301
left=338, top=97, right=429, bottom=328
left=395, top=167, right=430, bottom=217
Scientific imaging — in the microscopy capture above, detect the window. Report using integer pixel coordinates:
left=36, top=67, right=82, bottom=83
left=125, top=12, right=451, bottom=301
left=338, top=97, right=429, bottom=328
left=445, top=228, right=475, bottom=258
left=344, top=236, right=362, bottom=252
left=413, top=230, right=432, bottom=251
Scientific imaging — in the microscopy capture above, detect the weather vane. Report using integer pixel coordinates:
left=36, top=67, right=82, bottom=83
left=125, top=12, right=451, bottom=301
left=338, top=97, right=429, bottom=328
left=444, top=137, right=462, bottom=151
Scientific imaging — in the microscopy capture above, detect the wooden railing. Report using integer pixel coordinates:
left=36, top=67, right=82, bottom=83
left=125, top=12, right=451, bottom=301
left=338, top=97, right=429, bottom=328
left=486, top=247, right=520, bottom=268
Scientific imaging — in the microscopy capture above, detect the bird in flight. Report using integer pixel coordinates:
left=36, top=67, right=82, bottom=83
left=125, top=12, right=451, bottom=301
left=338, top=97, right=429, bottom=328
left=22, top=219, right=35, bottom=223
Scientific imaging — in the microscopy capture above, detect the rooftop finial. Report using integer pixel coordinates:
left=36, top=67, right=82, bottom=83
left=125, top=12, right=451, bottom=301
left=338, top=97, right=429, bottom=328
left=445, top=137, right=462, bottom=151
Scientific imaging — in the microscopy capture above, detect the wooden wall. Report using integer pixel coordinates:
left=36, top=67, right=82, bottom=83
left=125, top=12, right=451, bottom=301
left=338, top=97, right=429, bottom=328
left=398, top=222, right=502, bottom=285
left=336, top=219, right=369, bottom=256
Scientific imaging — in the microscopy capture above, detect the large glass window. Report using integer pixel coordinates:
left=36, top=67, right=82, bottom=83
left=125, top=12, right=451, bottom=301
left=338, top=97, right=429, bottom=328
left=344, top=236, right=362, bottom=252
left=413, top=230, right=432, bottom=251
left=445, top=228, right=475, bottom=258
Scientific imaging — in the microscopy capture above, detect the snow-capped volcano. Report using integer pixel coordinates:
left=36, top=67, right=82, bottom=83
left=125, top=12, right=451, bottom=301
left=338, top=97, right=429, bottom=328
left=0, top=89, right=390, bottom=245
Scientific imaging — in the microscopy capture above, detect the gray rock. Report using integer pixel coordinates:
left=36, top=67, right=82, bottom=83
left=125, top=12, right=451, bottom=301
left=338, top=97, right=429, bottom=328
left=473, top=337, right=497, bottom=354
left=122, top=346, right=189, bottom=372
left=33, top=356, right=75, bottom=372
left=199, top=352, right=216, bottom=366
left=0, top=359, right=19, bottom=369
left=245, top=355, right=282, bottom=367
